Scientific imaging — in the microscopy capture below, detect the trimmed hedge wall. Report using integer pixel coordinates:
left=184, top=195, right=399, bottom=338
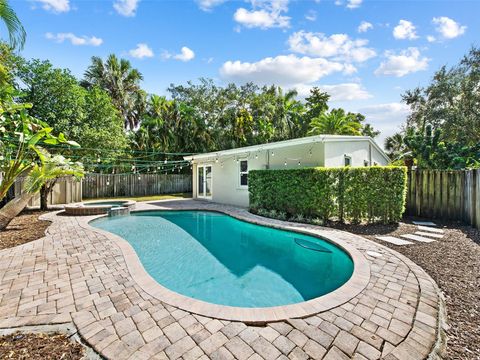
left=249, top=166, right=407, bottom=224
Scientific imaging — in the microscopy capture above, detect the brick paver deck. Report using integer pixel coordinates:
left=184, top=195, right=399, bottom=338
left=0, top=200, right=444, bottom=359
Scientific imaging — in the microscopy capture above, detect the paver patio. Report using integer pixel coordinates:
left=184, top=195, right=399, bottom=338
left=0, top=200, right=444, bottom=359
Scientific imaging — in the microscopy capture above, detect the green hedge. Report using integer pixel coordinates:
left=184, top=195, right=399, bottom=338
left=249, top=166, right=407, bottom=224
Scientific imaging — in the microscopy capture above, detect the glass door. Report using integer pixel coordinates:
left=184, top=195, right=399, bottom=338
left=197, top=165, right=212, bottom=199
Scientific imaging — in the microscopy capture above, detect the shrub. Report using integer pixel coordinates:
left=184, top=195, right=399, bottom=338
left=249, top=166, right=407, bottom=224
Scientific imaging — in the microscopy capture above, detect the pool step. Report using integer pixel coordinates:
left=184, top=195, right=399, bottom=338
left=375, top=236, right=413, bottom=246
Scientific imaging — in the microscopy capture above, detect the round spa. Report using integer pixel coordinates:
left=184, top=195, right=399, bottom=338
left=90, top=210, right=358, bottom=320
left=64, top=200, right=136, bottom=216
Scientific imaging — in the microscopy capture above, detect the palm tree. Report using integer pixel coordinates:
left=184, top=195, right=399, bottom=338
left=308, top=108, right=362, bottom=136
left=82, top=54, right=145, bottom=130
left=0, top=0, right=26, bottom=50
left=0, top=150, right=84, bottom=230
left=384, top=132, right=405, bottom=159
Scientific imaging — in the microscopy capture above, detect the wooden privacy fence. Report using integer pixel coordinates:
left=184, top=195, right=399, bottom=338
left=406, top=169, right=480, bottom=229
left=14, top=176, right=82, bottom=206
left=82, top=173, right=192, bottom=199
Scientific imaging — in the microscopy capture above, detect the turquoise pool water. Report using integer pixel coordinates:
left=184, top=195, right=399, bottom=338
left=91, top=211, right=354, bottom=307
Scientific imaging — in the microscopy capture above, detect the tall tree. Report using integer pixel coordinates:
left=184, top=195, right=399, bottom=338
left=0, top=0, right=25, bottom=50
left=83, top=54, right=145, bottom=130
left=308, top=108, right=362, bottom=136
left=402, top=46, right=480, bottom=146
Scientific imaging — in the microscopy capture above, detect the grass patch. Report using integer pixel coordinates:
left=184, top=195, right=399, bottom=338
left=84, top=193, right=192, bottom=202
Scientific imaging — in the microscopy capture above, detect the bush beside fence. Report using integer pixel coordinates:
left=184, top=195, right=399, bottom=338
left=249, top=166, right=407, bottom=224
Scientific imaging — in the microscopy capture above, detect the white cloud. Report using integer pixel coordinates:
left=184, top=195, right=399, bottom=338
left=357, top=21, right=373, bottom=33
left=33, top=0, right=70, bottom=13
left=432, top=16, right=466, bottom=39
left=196, top=0, right=225, bottom=11
left=305, top=10, right=317, bottom=22
left=163, top=47, right=195, bottom=62
left=288, top=31, right=376, bottom=63
left=128, top=43, right=154, bottom=59
left=375, top=47, right=429, bottom=77
left=233, top=0, right=290, bottom=29
left=174, top=47, right=195, bottom=62
left=45, top=32, right=103, bottom=46
left=220, top=54, right=350, bottom=86
left=393, top=20, right=418, bottom=40
left=319, top=83, right=372, bottom=101
left=335, top=0, right=362, bottom=9
left=358, top=102, right=411, bottom=145
left=427, top=35, right=436, bottom=43
left=113, top=0, right=140, bottom=17
left=346, top=0, right=362, bottom=9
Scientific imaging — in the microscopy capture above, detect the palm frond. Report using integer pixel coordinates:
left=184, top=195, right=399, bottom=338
left=0, top=0, right=26, bottom=50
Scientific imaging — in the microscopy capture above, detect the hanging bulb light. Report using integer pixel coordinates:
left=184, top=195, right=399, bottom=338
left=164, top=159, right=167, bottom=164
left=138, top=175, right=141, bottom=180
left=298, top=160, right=301, bottom=166
left=284, top=160, right=287, bottom=166
left=255, top=153, right=258, bottom=159
left=271, top=151, right=275, bottom=157
left=215, top=157, right=219, bottom=163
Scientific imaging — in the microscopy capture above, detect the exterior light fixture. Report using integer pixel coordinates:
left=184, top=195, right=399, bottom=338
left=298, top=161, right=301, bottom=166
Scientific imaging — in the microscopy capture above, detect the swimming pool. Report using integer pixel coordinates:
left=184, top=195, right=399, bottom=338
left=91, top=211, right=354, bottom=308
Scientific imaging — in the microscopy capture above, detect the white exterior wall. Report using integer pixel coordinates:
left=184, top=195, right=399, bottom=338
left=193, top=143, right=325, bottom=207
left=191, top=138, right=388, bottom=207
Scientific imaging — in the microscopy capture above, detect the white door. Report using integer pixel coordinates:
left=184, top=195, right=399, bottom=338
left=197, top=165, right=212, bottom=199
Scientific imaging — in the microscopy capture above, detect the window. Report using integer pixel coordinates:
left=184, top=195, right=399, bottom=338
left=239, top=160, right=248, bottom=187
left=344, top=155, right=352, bottom=167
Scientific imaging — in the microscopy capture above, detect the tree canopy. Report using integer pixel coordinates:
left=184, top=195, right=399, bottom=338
left=386, top=46, right=480, bottom=169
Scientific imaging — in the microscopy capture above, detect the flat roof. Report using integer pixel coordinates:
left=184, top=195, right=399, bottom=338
left=184, top=135, right=390, bottom=163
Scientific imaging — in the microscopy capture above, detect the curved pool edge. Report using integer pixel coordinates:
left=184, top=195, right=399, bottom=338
left=80, top=208, right=371, bottom=323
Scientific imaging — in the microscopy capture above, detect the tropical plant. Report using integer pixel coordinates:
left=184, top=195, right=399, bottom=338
left=384, top=133, right=406, bottom=160
left=0, top=86, right=78, bottom=201
left=32, top=150, right=84, bottom=210
left=82, top=54, right=145, bottom=129
left=0, top=0, right=26, bottom=50
left=0, top=150, right=84, bottom=228
left=308, top=108, right=362, bottom=136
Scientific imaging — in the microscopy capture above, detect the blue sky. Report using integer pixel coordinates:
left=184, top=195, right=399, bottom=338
left=5, top=0, right=479, bottom=143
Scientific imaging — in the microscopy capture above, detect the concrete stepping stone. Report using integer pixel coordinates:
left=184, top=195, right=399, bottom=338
left=412, top=221, right=437, bottom=226
left=417, top=225, right=444, bottom=234
left=400, top=234, right=436, bottom=243
left=415, top=231, right=443, bottom=239
left=376, top=236, right=413, bottom=245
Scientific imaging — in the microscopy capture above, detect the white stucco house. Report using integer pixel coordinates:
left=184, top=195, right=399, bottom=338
left=184, top=135, right=390, bottom=207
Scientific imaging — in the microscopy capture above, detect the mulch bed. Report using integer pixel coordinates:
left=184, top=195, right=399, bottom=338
left=0, top=332, right=84, bottom=359
left=0, top=211, right=84, bottom=359
left=334, top=217, right=480, bottom=359
left=0, top=211, right=50, bottom=251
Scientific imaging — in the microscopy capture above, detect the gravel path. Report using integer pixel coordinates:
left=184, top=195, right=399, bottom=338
left=335, top=218, right=480, bottom=359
